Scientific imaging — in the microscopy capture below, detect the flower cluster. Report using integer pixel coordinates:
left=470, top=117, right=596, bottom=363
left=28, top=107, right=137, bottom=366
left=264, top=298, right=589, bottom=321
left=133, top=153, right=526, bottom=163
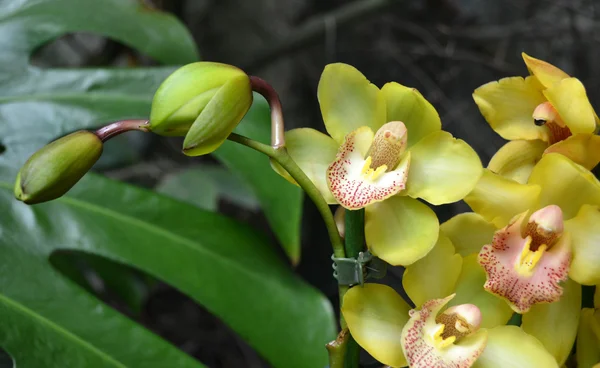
left=273, top=55, right=600, bottom=367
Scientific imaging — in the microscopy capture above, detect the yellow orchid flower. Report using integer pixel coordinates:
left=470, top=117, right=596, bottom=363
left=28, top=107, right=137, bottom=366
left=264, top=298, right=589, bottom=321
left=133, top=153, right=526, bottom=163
left=342, top=233, right=557, bottom=368
left=274, top=63, right=482, bottom=265
left=473, top=52, right=600, bottom=184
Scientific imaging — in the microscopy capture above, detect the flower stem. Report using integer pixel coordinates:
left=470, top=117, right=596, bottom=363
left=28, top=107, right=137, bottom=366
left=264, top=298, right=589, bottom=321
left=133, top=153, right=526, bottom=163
left=342, top=208, right=366, bottom=368
left=94, top=119, right=150, bottom=142
left=226, top=133, right=345, bottom=259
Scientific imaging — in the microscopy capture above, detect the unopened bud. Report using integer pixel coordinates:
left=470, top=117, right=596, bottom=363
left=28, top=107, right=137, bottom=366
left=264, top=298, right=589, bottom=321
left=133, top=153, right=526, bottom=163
left=149, top=62, right=253, bottom=156
left=14, top=131, right=102, bottom=204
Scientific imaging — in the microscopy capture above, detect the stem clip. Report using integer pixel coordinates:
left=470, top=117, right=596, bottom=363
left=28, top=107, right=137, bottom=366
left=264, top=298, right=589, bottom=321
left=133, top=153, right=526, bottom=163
left=332, top=251, right=387, bottom=286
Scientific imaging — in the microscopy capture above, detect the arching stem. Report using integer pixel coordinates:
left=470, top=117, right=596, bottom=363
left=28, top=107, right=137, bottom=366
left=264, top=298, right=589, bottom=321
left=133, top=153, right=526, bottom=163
left=94, top=119, right=150, bottom=142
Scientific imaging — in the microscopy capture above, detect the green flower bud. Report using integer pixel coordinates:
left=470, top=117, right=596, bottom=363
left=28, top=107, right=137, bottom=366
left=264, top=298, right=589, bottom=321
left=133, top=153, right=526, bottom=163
left=149, top=62, right=253, bottom=156
left=14, top=131, right=103, bottom=204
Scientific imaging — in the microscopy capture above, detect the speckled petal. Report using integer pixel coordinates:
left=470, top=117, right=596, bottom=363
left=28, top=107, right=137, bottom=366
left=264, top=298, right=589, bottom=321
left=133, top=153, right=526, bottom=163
left=318, top=63, right=386, bottom=144
left=440, top=213, right=497, bottom=257
left=326, top=127, right=410, bottom=209
left=478, top=213, right=571, bottom=313
left=543, top=77, right=596, bottom=134
left=400, top=295, right=488, bottom=368
left=448, top=254, right=514, bottom=329
left=545, top=133, right=600, bottom=171
left=472, top=76, right=548, bottom=141
left=271, top=128, right=339, bottom=204
left=403, top=233, right=463, bottom=307
left=522, top=52, right=570, bottom=88
left=473, top=326, right=559, bottom=368
left=521, top=278, right=580, bottom=366
left=464, top=169, right=541, bottom=228
left=487, top=140, right=547, bottom=184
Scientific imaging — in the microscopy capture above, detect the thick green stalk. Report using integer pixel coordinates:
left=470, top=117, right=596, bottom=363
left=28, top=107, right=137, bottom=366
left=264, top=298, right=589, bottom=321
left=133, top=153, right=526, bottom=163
left=343, top=208, right=366, bottom=368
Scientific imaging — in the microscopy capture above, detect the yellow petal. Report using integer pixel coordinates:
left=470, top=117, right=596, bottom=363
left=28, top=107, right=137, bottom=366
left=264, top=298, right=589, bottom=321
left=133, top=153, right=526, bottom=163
left=565, top=204, right=600, bottom=285
left=473, top=76, right=549, bottom=141
left=341, top=283, right=411, bottom=368
left=545, top=133, right=600, bottom=170
left=405, top=131, right=483, bottom=205
left=271, top=128, right=339, bottom=203
left=440, top=213, right=497, bottom=257
left=577, top=308, right=600, bottom=368
left=473, top=326, right=559, bottom=368
left=365, top=196, right=439, bottom=266
left=381, top=82, right=441, bottom=147
left=488, top=140, right=547, bottom=184
left=543, top=77, right=596, bottom=134
left=403, top=233, right=462, bottom=307
left=318, top=63, right=386, bottom=144
left=521, top=52, right=570, bottom=88
left=521, top=278, right=581, bottom=365
left=448, top=254, right=513, bottom=329
left=464, top=169, right=541, bottom=228
left=528, top=153, right=600, bottom=220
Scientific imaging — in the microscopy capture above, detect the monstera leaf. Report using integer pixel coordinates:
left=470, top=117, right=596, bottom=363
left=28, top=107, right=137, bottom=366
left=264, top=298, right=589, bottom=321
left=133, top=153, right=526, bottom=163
left=0, top=1, right=328, bottom=367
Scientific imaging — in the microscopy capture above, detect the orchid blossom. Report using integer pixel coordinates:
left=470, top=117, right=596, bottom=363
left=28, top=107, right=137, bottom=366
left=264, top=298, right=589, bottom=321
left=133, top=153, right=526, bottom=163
left=473, top=53, right=600, bottom=184
left=341, top=232, right=557, bottom=368
left=273, top=63, right=481, bottom=265
left=436, top=152, right=600, bottom=364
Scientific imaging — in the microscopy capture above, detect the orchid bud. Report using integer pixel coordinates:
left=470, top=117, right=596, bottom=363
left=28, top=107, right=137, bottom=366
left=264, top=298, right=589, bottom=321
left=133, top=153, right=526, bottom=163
left=149, top=62, right=253, bottom=156
left=14, top=131, right=103, bottom=204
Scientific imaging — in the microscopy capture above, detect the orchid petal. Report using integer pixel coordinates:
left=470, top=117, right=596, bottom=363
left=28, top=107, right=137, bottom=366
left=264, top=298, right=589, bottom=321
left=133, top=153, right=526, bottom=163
left=381, top=82, right=441, bottom=147
left=405, top=131, right=482, bottom=205
left=565, top=204, right=600, bottom=285
left=271, top=128, right=338, bottom=203
left=473, top=326, right=559, bottom=368
left=543, top=77, right=596, bottom=134
left=365, top=196, right=439, bottom=266
left=318, top=63, right=386, bottom=144
left=529, top=153, right=600, bottom=220
left=448, top=254, right=513, bottom=328
left=576, top=308, right=600, bottom=368
left=478, top=213, right=571, bottom=313
left=401, top=295, right=488, bottom=368
left=522, top=52, right=570, bottom=88
left=403, top=233, right=462, bottom=307
left=488, top=140, right=547, bottom=184
left=326, top=127, right=410, bottom=209
left=342, top=283, right=411, bottom=368
left=473, top=76, right=548, bottom=141
left=440, top=212, right=497, bottom=257
left=545, top=133, right=600, bottom=170
left=521, top=278, right=581, bottom=365
left=465, top=169, right=541, bottom=228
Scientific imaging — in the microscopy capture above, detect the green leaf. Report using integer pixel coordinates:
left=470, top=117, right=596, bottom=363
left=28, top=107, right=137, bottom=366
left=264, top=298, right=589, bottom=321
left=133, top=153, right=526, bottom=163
left=215, top=95, right=303, bottom=265
left=156, top=165, right=260, bottom=211
left=0, top=173, right=336, bottom=368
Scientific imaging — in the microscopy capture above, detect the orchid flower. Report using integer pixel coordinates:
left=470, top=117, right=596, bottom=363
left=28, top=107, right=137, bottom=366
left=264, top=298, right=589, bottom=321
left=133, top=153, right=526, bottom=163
left=436, top=152, right=600, bottom=364
left=473, top=53, right=600, bottom=184
left=341, top=232, right=557, bottom=368
left=576, top=287, right=600, bottom=367
left=273, top=63, right=481, bottom=265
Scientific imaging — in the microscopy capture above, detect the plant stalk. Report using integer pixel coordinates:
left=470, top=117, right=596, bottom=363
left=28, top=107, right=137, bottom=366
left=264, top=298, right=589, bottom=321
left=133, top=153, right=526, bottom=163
left=94, top=119, right=150, bottom=142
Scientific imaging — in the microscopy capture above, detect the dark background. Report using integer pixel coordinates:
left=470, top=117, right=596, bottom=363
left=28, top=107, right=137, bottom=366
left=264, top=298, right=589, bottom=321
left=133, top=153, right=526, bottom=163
left=35, top=0, right=600, bottom=366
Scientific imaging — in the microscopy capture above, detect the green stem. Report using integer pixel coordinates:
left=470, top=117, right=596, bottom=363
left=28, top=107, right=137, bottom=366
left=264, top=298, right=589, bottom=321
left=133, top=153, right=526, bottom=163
left=343, top=208, right=365, bottom=368
left=326, top=329, right=349, bottom=368
left=226, top=133, right=345, bottom=259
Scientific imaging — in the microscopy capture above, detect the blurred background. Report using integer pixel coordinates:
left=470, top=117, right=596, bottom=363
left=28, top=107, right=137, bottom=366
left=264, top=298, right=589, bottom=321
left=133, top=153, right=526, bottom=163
left=33, top=0, right=599, bottom=366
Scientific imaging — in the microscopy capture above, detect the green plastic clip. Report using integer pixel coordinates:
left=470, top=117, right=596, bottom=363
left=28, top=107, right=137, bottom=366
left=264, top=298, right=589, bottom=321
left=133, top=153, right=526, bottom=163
left=332, top=251, right=387, bottom=286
